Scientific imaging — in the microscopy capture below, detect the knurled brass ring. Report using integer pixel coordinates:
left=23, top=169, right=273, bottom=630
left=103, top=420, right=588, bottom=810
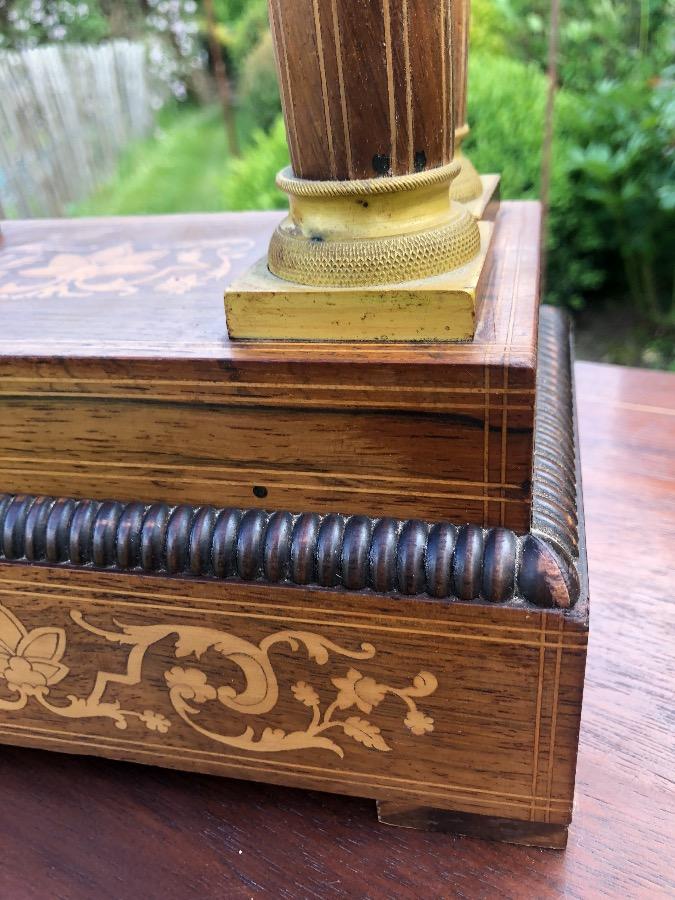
left=268, top=206, right=480, bottom=287
left=276, top=161, right=461, bottom=199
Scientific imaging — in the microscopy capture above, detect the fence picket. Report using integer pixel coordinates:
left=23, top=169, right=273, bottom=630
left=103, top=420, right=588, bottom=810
left=0, top=40, right=163, bottom=218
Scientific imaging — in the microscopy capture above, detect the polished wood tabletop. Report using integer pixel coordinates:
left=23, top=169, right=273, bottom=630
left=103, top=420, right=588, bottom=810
left=0, top=358, right=673, bottom=900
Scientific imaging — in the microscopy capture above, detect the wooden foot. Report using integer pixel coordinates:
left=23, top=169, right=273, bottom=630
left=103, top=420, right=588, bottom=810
left=376, top=801, right=569, bottom=849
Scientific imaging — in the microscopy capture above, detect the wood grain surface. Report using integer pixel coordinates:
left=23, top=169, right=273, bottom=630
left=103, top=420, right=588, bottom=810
left=0, top=562, right=588, bottom=825
left=0, top=204, right=539, bottom=529
left=0, top=308, right=581, bottom=612
left=0, top=360, right=672, bottom=898
left=0, top=204, right=538, bottom=364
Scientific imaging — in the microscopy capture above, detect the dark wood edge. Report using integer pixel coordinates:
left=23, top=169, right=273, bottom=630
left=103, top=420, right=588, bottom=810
left=0, top=309, right=582, bottom=611
left=376, top=801, right=569, bottom=849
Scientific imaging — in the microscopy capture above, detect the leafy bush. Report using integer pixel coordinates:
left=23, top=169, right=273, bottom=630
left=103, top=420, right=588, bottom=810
left=548, top=67, right=675, bottom=331
left=224, top=0, right=269, bottom=74
left=470, top=0, right=510, bottom=56
left=464, top=52, right=581, bottom=198
left=464, top=50, right=675, bottom=341
left=485, top=0, right=674, bottom=91
left=465, top=8, right=675, bottom=365
left=464, top=52, right=548, bottom=198
left=238, top=31, right=281, bottom=134
left=213, top=0, right=250, bottom=22
left=221, top=115, right=290, bottom=210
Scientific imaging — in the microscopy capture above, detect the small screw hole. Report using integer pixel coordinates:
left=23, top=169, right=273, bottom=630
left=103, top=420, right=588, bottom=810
left=252, top=486, right=268, bottom=499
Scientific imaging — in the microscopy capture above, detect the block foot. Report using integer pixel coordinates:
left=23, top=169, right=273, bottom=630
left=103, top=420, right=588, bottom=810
left=376, top=801, right=569, bottom=849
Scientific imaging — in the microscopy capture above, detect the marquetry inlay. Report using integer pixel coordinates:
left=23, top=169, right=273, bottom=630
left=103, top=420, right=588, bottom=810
left=0, top=598, right=437, bottom=758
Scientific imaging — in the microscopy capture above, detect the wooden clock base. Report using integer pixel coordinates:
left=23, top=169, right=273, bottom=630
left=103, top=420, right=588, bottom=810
left=0, top=311, right=587, bottom=848
left=0, top=204, right=587, bottom=847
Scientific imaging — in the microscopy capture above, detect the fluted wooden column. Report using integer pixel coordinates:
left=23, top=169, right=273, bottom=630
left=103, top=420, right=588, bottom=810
left=226, top=0, right=487, bottom=342
left=452, top=0, right=470, bottom=131
left=268, top=0, right=454, bottom=180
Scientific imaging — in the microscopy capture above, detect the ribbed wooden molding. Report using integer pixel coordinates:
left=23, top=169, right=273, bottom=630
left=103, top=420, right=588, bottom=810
left=0, top=492, right=578, bottom=609
left=533, top=310, right=579, bottom=563
left=0, top=312, right=581, bottom=610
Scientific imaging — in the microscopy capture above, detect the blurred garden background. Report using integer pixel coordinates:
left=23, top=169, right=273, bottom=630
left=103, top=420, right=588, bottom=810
left=0, top=0, right=673, bottom=368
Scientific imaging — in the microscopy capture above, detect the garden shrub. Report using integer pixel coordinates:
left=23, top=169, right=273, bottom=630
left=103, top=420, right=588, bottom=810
left=221, top=115, right=290, bottom=211
left=225, top=0, right=269, bottom=74
left=483, top=0, right=674, bottom=91
left=239, top=31, right=281, bottom=134
left=465, top=52, right=548, bottom=198
left=465, top=52, right=579, bottom=199
left=470, top=0, right=510, bottom=56
left=465, top=42, right=674, bottom=361
left=548, top=66, right=675, bottom=329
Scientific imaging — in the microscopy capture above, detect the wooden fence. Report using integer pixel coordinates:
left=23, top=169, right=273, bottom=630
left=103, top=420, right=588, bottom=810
left=0, top=41, right=160, bottom=218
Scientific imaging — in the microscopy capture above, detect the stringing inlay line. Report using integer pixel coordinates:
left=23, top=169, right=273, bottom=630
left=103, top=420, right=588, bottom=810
left=330, top=0, right=353, bottom=177
left=312, top=0, right=336, bottom=178
left=530, top=615, right=547, bottom=821
left=440, top=0, right=447, bottom=158
left=402, top=0, right=413, bottom=171
left=0, top=587, right=590, bottom=650
left=546, top=616, right=565, bottom=822
left=382, top=0, right=397, bottom=171
left=0, top=574, right=590, bottom=641
left=271, top=0, right=302, bottom=172
left=0, top=727, right=570, bottom=812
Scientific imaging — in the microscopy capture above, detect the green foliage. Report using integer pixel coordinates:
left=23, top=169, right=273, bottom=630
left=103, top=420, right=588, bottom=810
left=221, top=116, right=290, bottom=211
left=467, top=0, right=675, bottom=365
left=548, top=68, right=675, bottom=332
left=238, top=31, right=281, bottom=134
left=464, top=53, right=548, bottom=198
left=223, top=0, right=269, bottom=73
left=487, top=0, right=675, bottom=91
left=211, top=0, right=249, bottom=22
left=470, top=0, right=509, bottom=55
left=465, top=46, right=674, bottom=364
left=70, top=105, right=233, bottom=216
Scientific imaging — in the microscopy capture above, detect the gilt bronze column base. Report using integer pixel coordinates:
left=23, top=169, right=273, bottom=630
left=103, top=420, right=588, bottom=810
left=450, top=124, right=484, bottom=205
left=225, top=163, right=495, bottom=343
left=450, top=125, right=501, bottom=221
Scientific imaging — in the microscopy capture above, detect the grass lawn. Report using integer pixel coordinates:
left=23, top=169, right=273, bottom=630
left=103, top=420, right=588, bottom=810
left=69, top=104, right=231, bottom=216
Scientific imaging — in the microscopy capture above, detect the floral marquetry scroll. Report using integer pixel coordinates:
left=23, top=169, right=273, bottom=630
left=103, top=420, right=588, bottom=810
left=0, top=600, right=438, bottom=760
left=0, top=239, right=255, bottom=300
left=0, top=551, right=589, bottom=840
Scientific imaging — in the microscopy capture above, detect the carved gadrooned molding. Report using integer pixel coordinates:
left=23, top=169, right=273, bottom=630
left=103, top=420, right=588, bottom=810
left=0, top=312, right=581, bottom=610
